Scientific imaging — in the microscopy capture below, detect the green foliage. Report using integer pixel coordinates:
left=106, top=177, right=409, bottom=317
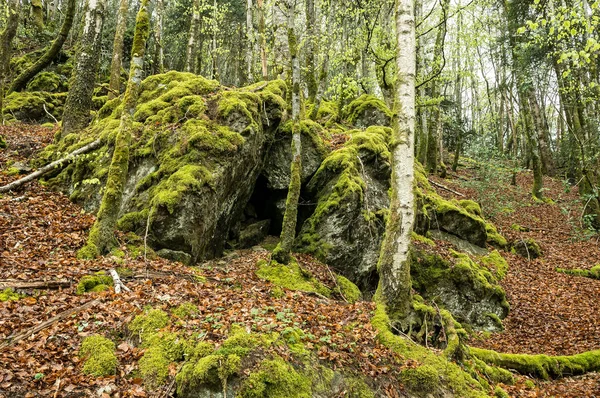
left=79, top=335, right=117, bottom=377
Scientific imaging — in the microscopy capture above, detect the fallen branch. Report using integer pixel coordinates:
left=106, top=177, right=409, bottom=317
left=0, top=138, right=102, bottom=193
left=0, top=279, right=71, bottom=290
left=428, top=178, right=465, bottom=197
left=109, top=268, right=131, bottom=293
left=471, top=347, right=600, bottom=380
left=0, top=299, right=100, bottom=349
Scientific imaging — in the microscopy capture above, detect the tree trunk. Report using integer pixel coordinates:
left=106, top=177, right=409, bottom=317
left=527, top=87, right=555, bottom=176
left=108, top=0, right=130, bottom=100
left=309, top=53, right=329, bottom=120
left=153, top=0, right=164, bottom=74
left=305, top=0, right=317, bottom=103
left=9, top=0, right=77, bottom=94
left=30, top=0, right=45, bottom=32
left=0, top=0, right=20, bottom=124
left=245, top=0, right=253, bottom=84
left=211, top=0, right=218, bottom=80
left=79, top=0, right=150, bottom=259
left=257, top=0, right=268, bottom=80
left=272, top=0, right=301, bottom=265
left=377, top=0, right=415, bottom=321
left=61, top=0, right=106, bottom=138
left=186, top=0, right=201, bottom=73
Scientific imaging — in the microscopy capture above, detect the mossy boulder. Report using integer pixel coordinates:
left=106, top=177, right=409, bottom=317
left=512, top=238, right=542, bottom=259
left=262, top=119, right=329, bottom=190
left=410, top=248, right=509, bottom=331
left=343, top=95, right=392, bottom=128
left=27, top=71, right=67, bottom=92
left=2, top=91, right=67, bottom=123
left=296, top=126, right=392, bottom=291
left=44, top=72, right=287, bottom=263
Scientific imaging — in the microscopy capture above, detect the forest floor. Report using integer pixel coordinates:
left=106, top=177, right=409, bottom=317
left=1, top=124, right=599, bottom=397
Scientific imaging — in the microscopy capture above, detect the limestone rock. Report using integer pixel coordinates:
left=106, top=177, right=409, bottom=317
left=238, top=220, right=271, bottom=248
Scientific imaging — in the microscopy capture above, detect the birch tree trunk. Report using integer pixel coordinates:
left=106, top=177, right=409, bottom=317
left=186, top=0, right=201, bottom=73
left=61, top=0, right=106, bottom=138
left=108, top=0, right=130, bottom=100
left=272, top=0, right=301, bottom=265
left=79, top=0, right=151, bottom=259
left=0, top=0, right=20, bottom=124
left=305, top=0, right=317, bottom=103
left=377, top=0, right=415, bottom=320
left=9, top=0, right=77, bottom=94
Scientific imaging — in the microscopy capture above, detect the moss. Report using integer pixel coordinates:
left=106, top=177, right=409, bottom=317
left=371, top=297, right=488, bottom=397
left=471, top=347, right=600, bottom=380
left=307, top=100, right=339, bottom=126
left=151, top=164, right=213, bottom=214
left=459, top=200, right=483, bottom=217
left=411, top=232, right=436, bottom=247
left=3, top=91, right=66, bottom=123
left=256, top=259, right=331, bottom=297
left=129, top=308, right=169, bottom=340
left=117, top=209, right=149, bottom=232
left=297, top=126, right=392, bottom=258
left=0, top=288, right=22, bottom=301
left=0, top=135, right=6, bottom=149
left=176, top=326, right=258, bottom=394
left=486, top=223, right=508, bottom=248
left=184, top=119, right=245, bottom=154
left=480, top=250, right=509, bottom=280
left=279, top=119, right=329, bottom=158
left=27, top=71, right=65, bottom=92
left=270, top=286, right=285, bottom=298
left=524, top=379, right=535, bottom=389
left=79, top=335, right=117, bottom=377
left=494, top=386, right=510, bottom=398
left=344, top=376, right=375, bottom=398
left=512, top=238, right=542, bottom=259
left=280, top=327, right=308, bottom=355
left=139, top=332, right=189, bottom=388
left=239, top=357, right=312, bottom=398
left=335, top=275, right=362, bottom=303
left=172, top=303, right=198, bottom=319
left=343, top=94, right=392, bottom=126
left=76, top=272, right=113, bottom=294
left=511, top=223, right=529, bottom=232
left=556, top=264, right=600, bottom=280
left=400, top=365, right=440, bottom=394
left=471, top=357, right=514, bottom=385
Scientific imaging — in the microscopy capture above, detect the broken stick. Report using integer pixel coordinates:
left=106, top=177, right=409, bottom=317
left=0, top=138, right=102, bottom=193
left=109, top=268, right=131, bottom=294
left=428, top=178, right=465, bottom=197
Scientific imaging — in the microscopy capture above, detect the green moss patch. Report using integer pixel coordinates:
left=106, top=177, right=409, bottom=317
left=556, top=264, right=600, bottom=280
left=79, top=335, right=117, bottom=377
left=239, top=357, right=312, bottom=398
left=335, top=275, right=362, bottom=303
left=256, top=259, right=332, bottom=297
left=343, top=94, right=392, bottom=127
left=76, top=272, right=113, bottom=294
left=129, top=308, right=169, bottom=341
left=0, top=288, right=23, bottom=301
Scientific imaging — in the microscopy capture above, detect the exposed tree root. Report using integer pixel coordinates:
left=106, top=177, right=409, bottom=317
left=470, top=347, right=600, bottom=380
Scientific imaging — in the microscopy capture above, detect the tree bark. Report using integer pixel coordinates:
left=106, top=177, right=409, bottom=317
left=9, top=0, right=77, bottom=94
left=79, top=0, right=150, bottom=258
left=108, top=0, right=130, bottom=100
left=153, top=0, right=165, bottom=74
left=305, top=0, right=317, bottom=103
left=30, top=0, right=45, bottom=32
left=377, top=0, right=415, bottom=321
left=272, top=0, right=301, bottom=265
left=245, top=0, right=253, bottom=84
left=61, top=0, right=106, bottom=138
left=186, top=0, right=201, bottom=73
left=257, top=0, right=268, bottom=80
left=0, top=0, right=20, bottom=124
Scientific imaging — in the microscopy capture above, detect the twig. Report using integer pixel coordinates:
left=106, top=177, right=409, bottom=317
left=0, top=299, right=100, bottom=349
left=43, top=104, right=59, bottom=124
left=323, top=263, right=348, bottom=303
left=428, top=178, right=465, bottom=197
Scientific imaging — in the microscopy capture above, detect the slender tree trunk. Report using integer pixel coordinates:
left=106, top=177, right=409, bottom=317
left=186, top=0, right=201, bottom=73
left=272, top=0, right=301, bottom=265
left=257, top=0, right=268, bottom=80
left=0, top=0, right=20, bottom=124
left=153, top=0, right=164, bottom=74
left=61, top=0, right=106, bottom=138
left=211, top=0, right=218, bottom=80
left=378, top=0, right=415, bottom=321
left=108, top=0, right=129, bottom=100
left=527, top=87, right=555, bottom=175
left=9, top=0, right=77, bottom=94
left=245, top=0, right=253, bottom=83
left=79, top=0, right=151, bottom=259
left=309, top=53, right=328, bottom=120
left=305, top=0, right=317, bottom=103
